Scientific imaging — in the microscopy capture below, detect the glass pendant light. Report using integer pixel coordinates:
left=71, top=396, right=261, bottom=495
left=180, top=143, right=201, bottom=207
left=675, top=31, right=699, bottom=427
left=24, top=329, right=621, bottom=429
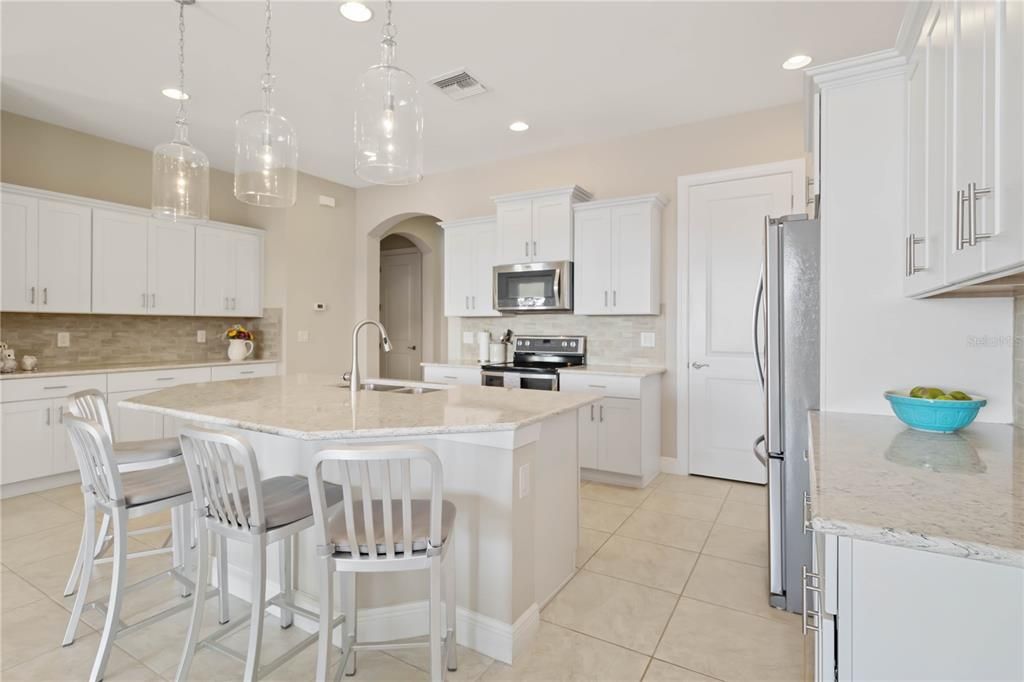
left=152, top=0, right=209, bottom=221
left=354, top=0, right=423, bottom=185
left=234, top=0, right=298, bottom=207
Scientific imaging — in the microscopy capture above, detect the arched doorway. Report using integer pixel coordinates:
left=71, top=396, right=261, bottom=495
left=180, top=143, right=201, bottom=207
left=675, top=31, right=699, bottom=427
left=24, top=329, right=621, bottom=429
left=376, top=215, right=444, bottom=380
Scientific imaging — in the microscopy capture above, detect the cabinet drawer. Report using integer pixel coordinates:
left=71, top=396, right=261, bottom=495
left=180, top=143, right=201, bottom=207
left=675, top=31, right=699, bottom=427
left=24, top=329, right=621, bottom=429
left=423, top=366, right=480, bottom=385
left=0, top=374, right=106, bottom=403
left=560, top=373, right=641, bottom=399
left=211, top=363, right=278, bottom=381
left=107, top=367, right=211, bottom=393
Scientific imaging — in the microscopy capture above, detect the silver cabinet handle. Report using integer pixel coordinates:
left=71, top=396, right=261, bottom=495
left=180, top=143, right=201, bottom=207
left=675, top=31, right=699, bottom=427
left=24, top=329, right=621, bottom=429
left=151, top=293, right=156, bottom=308
left=524, top=241, right=529, bottom=258
left=599, top=405, right=604, bottom=422
left=955, top=189, right=969, bottom=250
left=45, top=407, right=51, bottom=426
left=443, top=375, right=457, bottom=380
left=604, top=291, right=608, bottom=307
left=691, top=361, right=709, bottom=369
left=587, top=384, right=607, bottom=389
left=224, top=296, right=229, bottom=310
left=58, top=406, right=64, bottom=424
left=905, top=234, right=924, bottom=276
left=967, top=182, right=993, bottom=247
left=802, top=565, right=822, bottom=635
left=612, top=290, right=617, bottom=306
left=42, top=287, right=48, bottom=305
left=143, top=293, right=148, bottom=308
left=590, top=404, right=595, bottom=421
left=29, top=286, right=35, bottom=304
left=471, top=295, right=476, bottom=309
left=532, top=241, right=537, bottom=257
left=240, top=370, right=255, bottom=375
left=43, top=385, right=69, bottom=390
left=465, top=296, right=469, bottom=310
left=155, top=377, right=175, bottom=381
left=803, top=491, right=812, bottom=534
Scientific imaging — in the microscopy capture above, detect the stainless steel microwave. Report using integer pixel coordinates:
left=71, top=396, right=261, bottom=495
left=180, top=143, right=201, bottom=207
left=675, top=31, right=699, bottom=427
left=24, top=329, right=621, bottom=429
left=493, top=261, right=573, bottom=313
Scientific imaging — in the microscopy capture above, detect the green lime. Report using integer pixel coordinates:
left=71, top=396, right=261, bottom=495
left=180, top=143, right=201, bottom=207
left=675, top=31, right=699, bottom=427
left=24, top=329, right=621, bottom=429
left=949, top=390, right=972, bottom=401
left=909, top=386, right=928, bottom=398
left=935, top=394, right=955, bottom=400
left=922, top=388, right=945, bottom=399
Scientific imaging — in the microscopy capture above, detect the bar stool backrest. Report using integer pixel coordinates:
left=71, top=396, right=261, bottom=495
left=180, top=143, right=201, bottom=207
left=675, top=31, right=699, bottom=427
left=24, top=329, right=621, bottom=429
left=310, top=445, right=444, bottom=560
left=66, top=389, right=114, bottom=441
left=178, top=426, right=265, bottom=533
left=64, top=415, right=123, bottom=508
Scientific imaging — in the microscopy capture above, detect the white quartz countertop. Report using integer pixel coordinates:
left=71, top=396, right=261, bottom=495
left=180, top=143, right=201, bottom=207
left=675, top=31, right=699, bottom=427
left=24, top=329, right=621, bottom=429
left=420, top=362, right=481, bottom=369
left=0, top=358, right=279, bottom=380
left=808, top=411, right=1024, bottom=568
left=121, top=374, right=600, bottom=441
left=559, top=365, right=666, bottom=378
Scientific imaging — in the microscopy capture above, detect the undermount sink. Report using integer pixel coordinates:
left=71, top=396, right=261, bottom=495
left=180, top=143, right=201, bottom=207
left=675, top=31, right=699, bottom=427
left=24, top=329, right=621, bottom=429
left=359, top=382, right=443, bottom=395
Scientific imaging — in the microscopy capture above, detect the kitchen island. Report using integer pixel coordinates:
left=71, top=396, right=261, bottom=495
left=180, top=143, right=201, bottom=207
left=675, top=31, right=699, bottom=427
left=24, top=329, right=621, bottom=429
left=122, top=375, right=600, bottom=663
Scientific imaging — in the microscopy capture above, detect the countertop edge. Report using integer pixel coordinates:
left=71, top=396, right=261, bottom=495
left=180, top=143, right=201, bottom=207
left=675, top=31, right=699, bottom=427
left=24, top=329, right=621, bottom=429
left=0, top=359, right=280, bottom=380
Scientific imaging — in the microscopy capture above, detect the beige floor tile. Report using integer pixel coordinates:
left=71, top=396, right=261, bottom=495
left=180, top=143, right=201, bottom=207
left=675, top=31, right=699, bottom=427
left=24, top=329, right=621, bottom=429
left=577, top=528, right=611, bottom=568
left=581, top=482, right=655, bottom=508
left=727, top=483, right=768, bottom=507
left=580, top=499, right=633, bottom=533
left=682, top=556, right=798, bottom=625
left=1, top=597, right=95, bottom=670
left=640, top=491, right=722, bottom=522
left=702, top=524, right=768, bottom=567
left=655, top=598, right=803, bottom=681
left=0, top=494, right=82, bottom=541
left=1, top=520, right=101, bottom=570
left=37, top=483, right=89, bottom=514
left=714, top=499, right=766, bottom=532
left=644, top=659, right=720, bottom=681
left=656, top=476, right=731, bottom=502
left=585, top=536, right=698, bottom=594
left=389, top=643, right=493, bottom=680
left=617, top=509, right=713, bottom=553
left=541, top=570, right=677, bottom=655
left=335, top=650, right=427, bottom=681
left=1, top=566, right=47, bottom=611
left=1, top=632, right=160, bottom=681
left=481, top=621, right=649, bottom=681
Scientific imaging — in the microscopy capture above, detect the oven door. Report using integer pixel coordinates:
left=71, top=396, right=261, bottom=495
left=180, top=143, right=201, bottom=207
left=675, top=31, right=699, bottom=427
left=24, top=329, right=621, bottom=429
left=493, top=262, right=572, bottom=312
left=481, top=371, right=508, bottom=388
left=481, top=371, right=559, bottom=390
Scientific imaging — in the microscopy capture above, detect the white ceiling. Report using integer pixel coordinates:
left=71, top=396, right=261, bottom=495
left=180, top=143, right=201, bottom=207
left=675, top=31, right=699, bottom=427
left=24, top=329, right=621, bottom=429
left=1, top=1, right=906, bottom=188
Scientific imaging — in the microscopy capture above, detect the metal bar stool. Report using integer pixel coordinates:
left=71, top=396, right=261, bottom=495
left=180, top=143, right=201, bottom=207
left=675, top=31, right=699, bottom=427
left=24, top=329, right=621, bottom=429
left=309, top=445, right=458, bottom=682
left=176, top=425, right=346, bottom=682
left=63, top=389, right=227, bottom=614
left=62, top=415, right=208, bottom=682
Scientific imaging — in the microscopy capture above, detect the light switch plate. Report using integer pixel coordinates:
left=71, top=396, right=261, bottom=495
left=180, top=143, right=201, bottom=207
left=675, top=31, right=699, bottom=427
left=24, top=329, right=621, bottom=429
left=640, top=332, right=656, bottom=348
left=297, top=330, right=310, bottom=343
left=462, top=332, right=474, bottom=344
left=57, top=332, right=70, bottom=348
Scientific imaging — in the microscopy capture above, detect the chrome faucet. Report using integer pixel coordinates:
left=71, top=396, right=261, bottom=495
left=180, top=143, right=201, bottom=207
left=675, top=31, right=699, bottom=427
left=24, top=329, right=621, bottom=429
left=343, top=319, right=392, bottom=398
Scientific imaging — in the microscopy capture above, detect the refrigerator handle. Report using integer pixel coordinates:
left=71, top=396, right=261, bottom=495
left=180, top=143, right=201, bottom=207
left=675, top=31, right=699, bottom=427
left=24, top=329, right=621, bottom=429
left=753, top=435, right=767, bottom=466
left=752, top=264, right=766, bottom=392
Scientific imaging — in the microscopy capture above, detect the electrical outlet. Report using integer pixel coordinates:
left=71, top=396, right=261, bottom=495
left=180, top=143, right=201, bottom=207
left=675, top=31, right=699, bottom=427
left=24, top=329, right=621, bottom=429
left=640, top=332, right=656, bottom=348
left=196, top=330, right=207, bottom=343
left=297, top=330, right=310, bottom=343
left=518, top=463, right=530, bottom=499
left=57, top=332, right=70, bottom=348
left=462, top=332, right=474, bottom=344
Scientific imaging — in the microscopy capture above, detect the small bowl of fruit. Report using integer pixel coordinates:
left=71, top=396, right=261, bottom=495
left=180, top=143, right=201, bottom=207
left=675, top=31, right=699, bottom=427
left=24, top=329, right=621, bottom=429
left=884, top=387, right=987, bottom=433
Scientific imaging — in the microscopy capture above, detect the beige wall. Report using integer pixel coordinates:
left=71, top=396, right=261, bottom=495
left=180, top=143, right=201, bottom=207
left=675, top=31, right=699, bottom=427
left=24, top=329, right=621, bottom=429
left=0, top=111, right=357, bottom=374
left=353, top=102, right=807, bottom=461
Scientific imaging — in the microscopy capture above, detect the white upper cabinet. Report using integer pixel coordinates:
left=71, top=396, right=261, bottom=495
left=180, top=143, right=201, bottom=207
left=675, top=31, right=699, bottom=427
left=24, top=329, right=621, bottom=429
left=148, top=219, right=196, bottom=316
left=441, top=216, right=500, bottom=317
left=573, top=195, right=665, bottom=315
left=493, top=186, right=592, bottom=264
left=195, top=224, right=264, bottom=317
left=1, top=193, right=91, bottom=313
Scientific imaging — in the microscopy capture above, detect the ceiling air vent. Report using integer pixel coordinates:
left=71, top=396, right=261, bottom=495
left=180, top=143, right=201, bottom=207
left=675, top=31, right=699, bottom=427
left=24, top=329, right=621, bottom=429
left=430, top=69, right=487, bottom=101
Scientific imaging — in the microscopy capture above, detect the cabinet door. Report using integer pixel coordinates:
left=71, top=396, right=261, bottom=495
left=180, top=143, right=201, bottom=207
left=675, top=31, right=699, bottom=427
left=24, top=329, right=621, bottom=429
left=1, top=193, right=39, bottom=312
left=92, top=209, right=150, bottom=314
left=108, top=390, right=164, bottom=442
left=231, top=230, right=263, bottom=317
left=946, top=2, right=995, bottom=283
left=51, top=400, right=79, bottom=475
left=532, top=195, right=573, bottom=262
left=471, top=221, right=500, bottom=316
left=1, top=400, right=54, bottom=484
left=597, top=397, right=642, bottom=475
left=610, top=203, right=657, bottom=314
left=443, top=228, right=473, bottom=316
left=195, top=227, right=232, bottom=316
left=985, top=0, right=1024, bottom=272
left=577, top=404, right=599, bottom=469
left=148, top=219, right=195, bottom=316
left=36, top=200, right=92, bottom=313
left=497, top=201, right=533, bottom=264
left=572, top=208, right=612, bottom=314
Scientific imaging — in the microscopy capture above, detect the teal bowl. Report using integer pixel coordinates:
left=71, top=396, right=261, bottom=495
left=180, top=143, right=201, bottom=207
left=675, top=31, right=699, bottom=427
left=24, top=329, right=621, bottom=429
left=884, top=390, right=987, bottom=433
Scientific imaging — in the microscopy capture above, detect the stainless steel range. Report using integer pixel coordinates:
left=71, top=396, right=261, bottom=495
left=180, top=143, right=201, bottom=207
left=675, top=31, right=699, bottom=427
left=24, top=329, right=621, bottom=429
left=480, top=335, right=586, bottom=390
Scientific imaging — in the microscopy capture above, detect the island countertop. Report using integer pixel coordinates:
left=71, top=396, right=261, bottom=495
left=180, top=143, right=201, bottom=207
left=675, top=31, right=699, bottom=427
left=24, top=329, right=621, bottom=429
left=808, top=411, right=1024, bottom=568
left=121, top=374, right=601, bottom=441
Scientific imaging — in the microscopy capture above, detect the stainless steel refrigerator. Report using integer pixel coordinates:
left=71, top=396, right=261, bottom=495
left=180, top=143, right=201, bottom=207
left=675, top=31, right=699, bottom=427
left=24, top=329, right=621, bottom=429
left=752, top=213, right=820, bottom=613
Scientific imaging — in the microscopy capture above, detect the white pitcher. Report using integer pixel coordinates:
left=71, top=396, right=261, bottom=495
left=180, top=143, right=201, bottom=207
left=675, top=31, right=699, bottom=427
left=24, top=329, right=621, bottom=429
left=227, top=338, right=255, bottom=362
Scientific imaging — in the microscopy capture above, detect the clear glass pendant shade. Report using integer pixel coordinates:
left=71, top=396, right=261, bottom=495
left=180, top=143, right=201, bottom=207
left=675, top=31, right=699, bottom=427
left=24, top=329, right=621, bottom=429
left=354, top=31, right=423, bottom=185
left=152, top=121, right=210, bottom=221
left=234, top=74, right=298, bottom=207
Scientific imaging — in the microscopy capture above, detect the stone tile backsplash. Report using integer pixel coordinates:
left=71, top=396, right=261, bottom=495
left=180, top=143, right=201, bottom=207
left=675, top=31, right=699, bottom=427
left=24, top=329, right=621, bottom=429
left=1015, top=294, right=1024, bottom=426
left=0, top=308, right=282, bottom=371
left=453, top=313, right=664, bottom=366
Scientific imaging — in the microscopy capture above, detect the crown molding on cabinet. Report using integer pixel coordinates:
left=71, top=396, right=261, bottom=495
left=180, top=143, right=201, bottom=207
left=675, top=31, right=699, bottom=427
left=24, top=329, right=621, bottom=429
left=490, top=185, right=593, bottom=204
left=437, top=215, right=496, bottom=230
left=572, top=193, right=669, bottom=211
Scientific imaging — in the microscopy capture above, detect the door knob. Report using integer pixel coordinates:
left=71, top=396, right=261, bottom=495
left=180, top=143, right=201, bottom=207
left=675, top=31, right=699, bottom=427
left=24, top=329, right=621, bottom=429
left=690, top=361, right=709, bottom=369
left=407, top=345, right=417, bottom=350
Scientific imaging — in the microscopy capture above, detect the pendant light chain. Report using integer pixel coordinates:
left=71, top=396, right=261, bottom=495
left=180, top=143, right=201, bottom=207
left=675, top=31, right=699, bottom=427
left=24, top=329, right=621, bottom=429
left=264, top=0, right=272, bottom=76
left=176, top=0, right=187, bottom=124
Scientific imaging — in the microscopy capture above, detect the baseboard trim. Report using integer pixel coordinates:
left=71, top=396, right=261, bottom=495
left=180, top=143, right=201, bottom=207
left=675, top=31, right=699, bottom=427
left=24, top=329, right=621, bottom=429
left=660, top=456, right=688, bottom=475
left=1, top=471, right=79, bottom=499
left=221, top=563, right=534, bottom=664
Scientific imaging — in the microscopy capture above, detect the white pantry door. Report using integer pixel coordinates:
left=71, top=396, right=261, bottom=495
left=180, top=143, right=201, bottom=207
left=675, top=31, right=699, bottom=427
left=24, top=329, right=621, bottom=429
left=683, top=163, right=801, bottom=483
left=380, top=251, right=423, bottom=381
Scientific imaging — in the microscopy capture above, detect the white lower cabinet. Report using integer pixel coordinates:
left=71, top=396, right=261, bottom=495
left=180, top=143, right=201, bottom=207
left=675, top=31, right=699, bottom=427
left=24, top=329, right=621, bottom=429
left=422, top=365, right=481, bottom=385
left=807, top=533, right=1024, bottom=681
left=577, top=397, right=642, bottom=476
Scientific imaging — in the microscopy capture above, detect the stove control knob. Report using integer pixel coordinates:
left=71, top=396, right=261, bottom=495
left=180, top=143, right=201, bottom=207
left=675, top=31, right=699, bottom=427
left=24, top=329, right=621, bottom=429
left=570, top=342, right=577, bottom=348
left=561, top=341, right=568, bottom=347
left=524, top=340, right=530, bottom=346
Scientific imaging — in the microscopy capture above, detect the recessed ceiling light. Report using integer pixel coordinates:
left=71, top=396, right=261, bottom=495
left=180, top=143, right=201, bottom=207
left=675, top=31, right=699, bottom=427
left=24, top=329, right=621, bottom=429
left=161, top=87, right=189, bottom=100
left=339, top=2, right=373, bottom=22
left=509, top=121, right=529, bottom=132
left=782, top=55, right=813, bottom=71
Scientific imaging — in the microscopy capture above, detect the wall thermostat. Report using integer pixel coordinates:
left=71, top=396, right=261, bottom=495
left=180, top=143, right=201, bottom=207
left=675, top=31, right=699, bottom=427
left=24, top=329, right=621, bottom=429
left=313, top=302, right=327, bottom=311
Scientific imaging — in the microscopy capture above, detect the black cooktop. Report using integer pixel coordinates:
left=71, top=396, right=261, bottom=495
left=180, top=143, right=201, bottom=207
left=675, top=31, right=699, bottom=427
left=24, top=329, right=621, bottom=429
left=480, top=359, right=584, bottom=374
